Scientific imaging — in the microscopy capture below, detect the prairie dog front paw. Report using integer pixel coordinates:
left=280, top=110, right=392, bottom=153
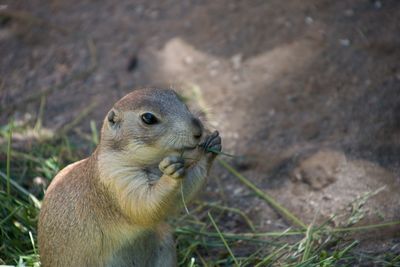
left=159, top=156, right=185, bottom=179
left=200, top=131, right=222, bottom=155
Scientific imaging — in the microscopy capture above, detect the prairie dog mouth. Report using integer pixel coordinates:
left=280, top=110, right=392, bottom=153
left=182, top=145, right=197, bottom=151
left=180, top=146, right=202, bottom=167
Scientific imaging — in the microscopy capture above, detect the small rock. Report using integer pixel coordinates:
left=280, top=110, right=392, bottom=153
left=135, top=5, right=144, bottom=15
left=30, top=176, right=48, bottom=195
left=305, top=16, right=314, bottom=25
left=268, top=109, right=275, bottom=117
left=374, top=1, right=382, bottom=9
left=339, top=39, right=351, bottom=46
left=344, top=9, right=354, bottom=17
left=23, top=113, right=33, bottom=121
left=34, top=176, right=47, bottom=187
left=233, top=187, right=244, bottom=196
left=309, top=200, right=317, bottom=207
left=94, top=73, right=104, bottom=82
left=183, top=56, right=193, bottom=65
left=231, top=53, right=242, bottom=70
left=286, top=94, right=299, bottom=102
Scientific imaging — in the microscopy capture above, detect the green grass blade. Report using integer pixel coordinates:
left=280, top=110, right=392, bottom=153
left=255, top=243, right=288, bottom=267
left=301, top=224, right=314, bottom=263
left=90, top=120, right=99, bottom=145
left=217, top=158, right=307, bottom=229
left=208, top=212, right=240, bottom=266
left=6, top=119, right=14, bottom=195
left=331, top=220, right=400, bottom=233
left=203, top=202, right=256, bottom=231
left=0, top=171, right=41, bottom=206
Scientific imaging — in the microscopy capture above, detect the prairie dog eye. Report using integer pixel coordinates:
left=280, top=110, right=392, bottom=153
left=141, top=113, right=158, bottom=125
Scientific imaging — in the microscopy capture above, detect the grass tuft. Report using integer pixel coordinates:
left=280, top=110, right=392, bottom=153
left=6, top=119, right=14, bottom=196
left=1, top=119, right=399, bottom=266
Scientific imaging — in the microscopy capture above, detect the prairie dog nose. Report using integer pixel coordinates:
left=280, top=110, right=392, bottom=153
left=191, top=117, right=203, bottom=139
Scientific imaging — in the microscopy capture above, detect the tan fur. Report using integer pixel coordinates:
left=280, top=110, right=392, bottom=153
left=38, top=88, right=221, bottom=267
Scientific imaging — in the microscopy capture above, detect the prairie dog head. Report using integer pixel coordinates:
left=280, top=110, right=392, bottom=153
left=99, top=88, right=204, bottom=165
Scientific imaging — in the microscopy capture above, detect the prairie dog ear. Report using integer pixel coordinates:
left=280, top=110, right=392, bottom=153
left=107, top=109, right=121, bottom=128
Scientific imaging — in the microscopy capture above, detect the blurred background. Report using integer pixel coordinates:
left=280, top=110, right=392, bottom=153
left=0, top=0, right=399, bottom=266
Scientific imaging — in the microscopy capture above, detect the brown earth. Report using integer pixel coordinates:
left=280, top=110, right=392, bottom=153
left=1, top=0, right=400, bottom=253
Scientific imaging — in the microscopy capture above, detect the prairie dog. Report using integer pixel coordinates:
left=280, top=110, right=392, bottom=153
left=38, top=88, right=222, bottom=267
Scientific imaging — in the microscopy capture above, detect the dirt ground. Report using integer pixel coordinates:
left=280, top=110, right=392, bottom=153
left=1, top=0, right=400, bottom=253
